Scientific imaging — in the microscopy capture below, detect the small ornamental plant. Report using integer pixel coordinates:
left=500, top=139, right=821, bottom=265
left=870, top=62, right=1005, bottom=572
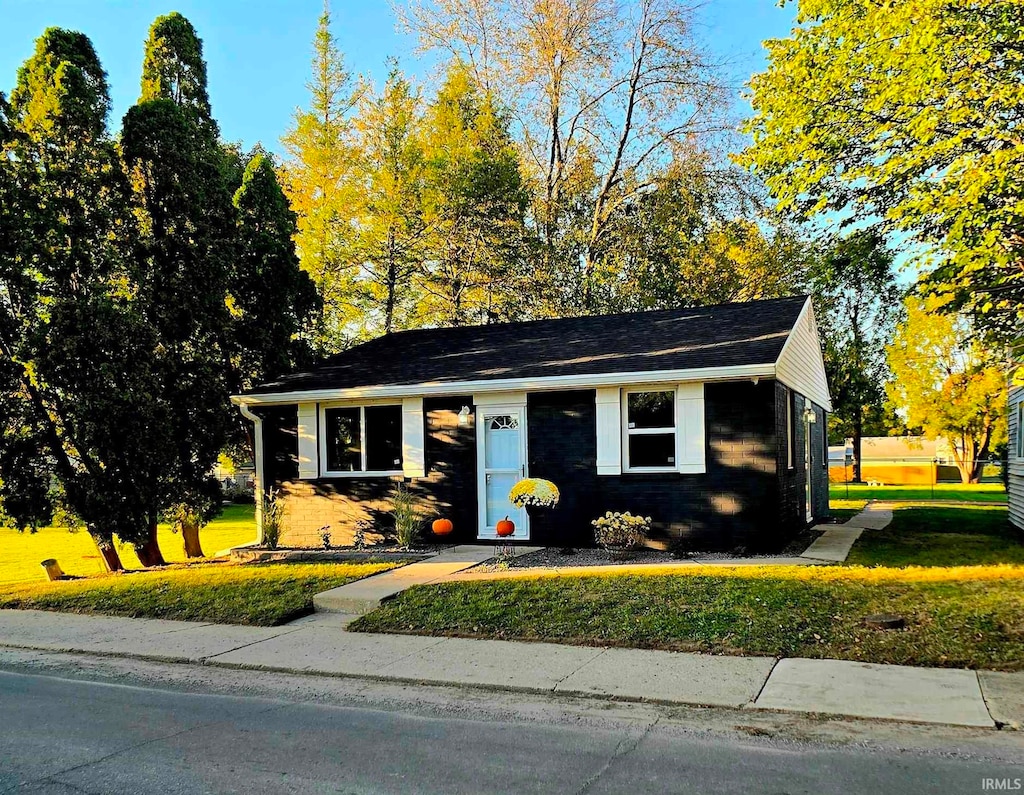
left=592, top=511, right=651, bottom=550
left=508, top=478, right=560, bottom=510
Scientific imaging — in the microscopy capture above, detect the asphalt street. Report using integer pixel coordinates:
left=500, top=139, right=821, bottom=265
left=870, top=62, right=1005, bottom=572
left=0, top=653, right=1021, bottom=794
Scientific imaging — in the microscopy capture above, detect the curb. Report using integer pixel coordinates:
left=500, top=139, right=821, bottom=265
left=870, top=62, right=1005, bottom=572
left=0, top=639, right=1008, bottom=732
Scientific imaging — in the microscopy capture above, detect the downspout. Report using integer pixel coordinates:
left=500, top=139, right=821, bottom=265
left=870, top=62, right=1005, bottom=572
left=238, top=403, right=264, bottom=545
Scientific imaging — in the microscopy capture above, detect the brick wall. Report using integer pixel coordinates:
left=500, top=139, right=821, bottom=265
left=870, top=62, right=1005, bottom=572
left=775, top=382, right=830, bottom=536
left=261, top=397, right=477, bottom=547
left=260, top=381, right=817, bottom=551
left=527, top=382, right=784, bottom=552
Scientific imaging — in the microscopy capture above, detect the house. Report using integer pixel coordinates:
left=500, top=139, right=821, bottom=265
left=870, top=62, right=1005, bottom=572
left=828, top=436, right=958, bottom=485
left=1009, top=381, right=1023, bottom=531
left=231, top=295, right=832, bottom=552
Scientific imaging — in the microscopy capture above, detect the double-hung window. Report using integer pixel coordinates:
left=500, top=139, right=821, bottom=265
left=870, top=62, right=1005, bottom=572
left=321, top=404, right=403, bottom=476
left=623, top=389, right=677, bottom=471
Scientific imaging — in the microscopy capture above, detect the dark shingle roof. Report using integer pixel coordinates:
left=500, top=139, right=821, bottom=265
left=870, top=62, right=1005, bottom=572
left=246, top=295, right=808, bottom=395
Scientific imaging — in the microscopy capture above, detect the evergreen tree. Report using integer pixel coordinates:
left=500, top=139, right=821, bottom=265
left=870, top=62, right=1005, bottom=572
left=231, top=147, right=319, bottom=387
left=0, top=29, right=139, bottom=569
left=120, top=12, right=241, bottom=565
left=140, top=12, right=217, bottom=137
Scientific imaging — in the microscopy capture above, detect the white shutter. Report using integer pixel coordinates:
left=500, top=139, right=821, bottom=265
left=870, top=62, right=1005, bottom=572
left=402, top=397, right=426, bottom=478
left=676, top=383, right=705, bottom=473
left=595, top=387, right=622, bottom=476
left=297, top=402, right=319, bottom=479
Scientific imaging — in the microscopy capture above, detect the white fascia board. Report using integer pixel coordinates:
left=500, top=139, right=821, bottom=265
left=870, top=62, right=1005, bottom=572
left=231, top=362, right=776, bottom=406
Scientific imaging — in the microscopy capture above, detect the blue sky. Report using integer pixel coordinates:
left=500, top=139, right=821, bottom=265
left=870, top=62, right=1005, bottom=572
left=0, top=0, right=797, bottom=153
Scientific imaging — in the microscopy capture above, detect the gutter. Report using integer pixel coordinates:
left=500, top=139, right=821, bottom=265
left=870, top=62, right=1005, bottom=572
left=238, top=404, right=264, bottom=545
left=230, top=362, right=778, bottom=407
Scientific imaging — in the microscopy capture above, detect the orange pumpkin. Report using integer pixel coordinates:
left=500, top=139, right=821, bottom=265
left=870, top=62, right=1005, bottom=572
left=432, top=518, right=454, bottom=536
left=496, top=516, right=516, bottom=537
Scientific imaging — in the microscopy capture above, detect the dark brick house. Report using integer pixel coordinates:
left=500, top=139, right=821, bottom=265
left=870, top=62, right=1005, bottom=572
left=233, top=295, right=832, bottom=551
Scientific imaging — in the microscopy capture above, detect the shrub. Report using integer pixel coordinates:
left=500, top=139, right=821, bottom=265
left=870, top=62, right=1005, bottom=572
left=261, top=489, right=285, bottom=550
left=353, top=520, right=369, bottom=550
left=592, top=511, right=651, bottom=549
left=225, top=483, right=255, bottom=504
left=392, top=483, right=421, bottom=548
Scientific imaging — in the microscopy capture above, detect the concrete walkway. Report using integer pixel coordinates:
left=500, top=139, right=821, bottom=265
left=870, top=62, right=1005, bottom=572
left=313, top=545, right=541, bottom=614
left=799, top=503, right=892, bottom=562
left=0, top=609, right=1017, bottom=730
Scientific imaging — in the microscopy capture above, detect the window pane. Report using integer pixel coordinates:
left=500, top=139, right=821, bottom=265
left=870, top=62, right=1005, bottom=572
left=629, top=433, right=676, bottom=468
left=365, top=405, right=403, bottom=471
left=627, top=391, right=674, bottom=429
left=326, top=408, right=361, bottom=472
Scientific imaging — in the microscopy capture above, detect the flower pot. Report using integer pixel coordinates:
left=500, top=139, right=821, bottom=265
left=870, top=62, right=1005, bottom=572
left=606, top=546, right=636, bottom=562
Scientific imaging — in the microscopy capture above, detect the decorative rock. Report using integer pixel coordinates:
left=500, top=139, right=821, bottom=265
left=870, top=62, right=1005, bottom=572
left=863, top=614, right=906, bottom=630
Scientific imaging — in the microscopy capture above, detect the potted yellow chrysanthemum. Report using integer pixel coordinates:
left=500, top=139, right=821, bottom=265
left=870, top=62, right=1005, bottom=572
left=504, top=478, right=560, bottom=537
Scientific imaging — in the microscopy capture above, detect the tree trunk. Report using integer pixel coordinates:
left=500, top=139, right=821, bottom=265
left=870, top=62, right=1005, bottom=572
left=181, top=517, right=205, bottom=558
left=851, top=406, right=863, bottom=483
left=91, top=533, right=123, bottom=572
left=134, top=517, right=166, bottom=567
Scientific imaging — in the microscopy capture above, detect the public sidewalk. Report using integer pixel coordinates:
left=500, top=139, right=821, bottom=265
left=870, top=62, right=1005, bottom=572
left=1, top=608, right=1019, bottom=731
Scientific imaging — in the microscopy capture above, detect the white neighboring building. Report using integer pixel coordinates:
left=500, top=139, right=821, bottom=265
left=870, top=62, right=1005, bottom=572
left=1009, top=382, right=1024, bottom=531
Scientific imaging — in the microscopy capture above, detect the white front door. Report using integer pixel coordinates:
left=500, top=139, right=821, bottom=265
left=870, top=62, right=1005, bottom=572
left=477, top=406, right=529, bottom=540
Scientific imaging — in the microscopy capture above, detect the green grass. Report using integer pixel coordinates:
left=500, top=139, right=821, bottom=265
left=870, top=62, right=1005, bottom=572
left=352, top=505, right=1024, bottom=670
left=829, top=499, right=868, bottom=522
left=828, top=483, right=1007, bottom=503
left=0, top=504, right=257, bottom=584
left=0, top=561, right=399, bottom=626
left=351, top=566, right=1024, bottom=670
left=847, top=505, right=1024, bottom=567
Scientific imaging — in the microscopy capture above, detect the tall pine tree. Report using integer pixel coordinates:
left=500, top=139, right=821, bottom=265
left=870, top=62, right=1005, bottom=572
left=121, top=13, right=238, bottom=565
left=0, top=29, right=145, bottom=570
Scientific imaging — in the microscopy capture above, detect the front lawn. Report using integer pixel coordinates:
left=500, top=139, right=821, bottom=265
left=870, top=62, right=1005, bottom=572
left=350, top=565, right=1024, bottom=670
left=828, top=499, right=867, bottom=522
left=847, top=505, right=1022, bottom=567
left=0, top=561, right=399, bottom=626
left=0, top=504, right=257, bottom=584
left=828, top=483, right=1006, bottom=503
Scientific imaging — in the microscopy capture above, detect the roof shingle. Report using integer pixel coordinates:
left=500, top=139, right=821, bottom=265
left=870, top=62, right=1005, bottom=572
left=246, top=294, right=809, bottom=395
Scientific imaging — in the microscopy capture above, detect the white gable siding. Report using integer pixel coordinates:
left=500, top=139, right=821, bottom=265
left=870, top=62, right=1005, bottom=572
left=1009, top=384, right=1024, bottom=531
left=776, top=298, right=832, bottom=411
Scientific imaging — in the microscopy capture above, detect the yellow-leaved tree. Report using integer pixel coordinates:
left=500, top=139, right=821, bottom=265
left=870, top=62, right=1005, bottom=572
left=886, top=295, right=1008, bottom=484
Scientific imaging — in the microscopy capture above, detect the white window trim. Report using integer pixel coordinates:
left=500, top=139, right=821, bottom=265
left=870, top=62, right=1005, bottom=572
left=621, top=387, right=680, bottom=474
left=319, top=400, right=405, bottom=478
